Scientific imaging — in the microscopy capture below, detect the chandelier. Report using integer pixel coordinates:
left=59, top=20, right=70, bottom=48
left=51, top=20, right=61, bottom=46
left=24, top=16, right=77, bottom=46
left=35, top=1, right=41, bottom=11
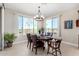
left=34, top=6, right=45, bottom=21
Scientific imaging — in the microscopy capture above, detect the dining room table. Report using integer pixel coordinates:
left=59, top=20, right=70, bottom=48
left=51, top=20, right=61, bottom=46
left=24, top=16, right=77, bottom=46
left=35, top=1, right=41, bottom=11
left=37, top=35, right=62, bottom=42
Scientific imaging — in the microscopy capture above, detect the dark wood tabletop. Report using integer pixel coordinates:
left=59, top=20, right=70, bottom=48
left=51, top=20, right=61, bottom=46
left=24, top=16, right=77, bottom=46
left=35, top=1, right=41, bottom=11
left=37, top=36, right=53, bottom=41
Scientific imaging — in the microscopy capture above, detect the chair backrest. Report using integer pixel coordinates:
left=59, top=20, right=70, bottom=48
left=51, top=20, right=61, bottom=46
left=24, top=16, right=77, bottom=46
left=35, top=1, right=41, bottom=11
left=26, top=33, right=31, bottom=42
left=45, top=32, right=53, bottom=37
left=31, top=35, right=37, bottom=45
left=47, top=32, right=50, bottom=36
left=55, top=39, right=62, bottom=48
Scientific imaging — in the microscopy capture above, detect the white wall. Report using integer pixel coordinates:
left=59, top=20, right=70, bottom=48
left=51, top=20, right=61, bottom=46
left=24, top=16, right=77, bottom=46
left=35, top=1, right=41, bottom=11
left=4, top=9, right=27, bottom=44
left=4, top=9, right=17, bottom=33
left=60, top=9, right=79, bottom=47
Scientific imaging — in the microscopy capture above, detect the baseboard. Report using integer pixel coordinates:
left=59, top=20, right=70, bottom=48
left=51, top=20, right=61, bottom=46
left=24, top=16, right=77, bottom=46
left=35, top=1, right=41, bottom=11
left=13, top=40, right=26, bottom=45
left=62, top=41, right=78, bottom=47
left=13, top=40, right=78, bottom=48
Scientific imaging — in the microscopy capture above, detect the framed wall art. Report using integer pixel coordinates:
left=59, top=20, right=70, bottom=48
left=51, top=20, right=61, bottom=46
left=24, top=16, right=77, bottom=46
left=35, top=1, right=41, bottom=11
left=64, top=20, right=73, bottom=29
left=76, top=20, right=79, bottom=27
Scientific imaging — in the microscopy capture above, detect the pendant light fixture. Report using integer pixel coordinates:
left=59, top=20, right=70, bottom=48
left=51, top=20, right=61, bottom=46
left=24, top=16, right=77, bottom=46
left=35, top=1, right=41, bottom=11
left=34, top=6, right=44, bottom=21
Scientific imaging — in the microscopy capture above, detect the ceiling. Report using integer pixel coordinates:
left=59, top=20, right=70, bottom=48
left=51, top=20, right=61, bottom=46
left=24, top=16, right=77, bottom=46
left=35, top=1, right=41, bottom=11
left=0, top=3, right=79, bottom=18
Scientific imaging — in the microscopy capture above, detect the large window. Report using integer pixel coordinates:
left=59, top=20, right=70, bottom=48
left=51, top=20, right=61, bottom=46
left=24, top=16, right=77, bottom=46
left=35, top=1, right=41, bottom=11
left=52, top=17, right=59, bottom=34
left=45, top=17, right=59, bottom=33
left=34, top=20, right=38, bottom=34
left=18, top=16, right=23, bottom=33
left=46, top=19, right=52, bottom=32
left=18, top=16, right=38, bottom=35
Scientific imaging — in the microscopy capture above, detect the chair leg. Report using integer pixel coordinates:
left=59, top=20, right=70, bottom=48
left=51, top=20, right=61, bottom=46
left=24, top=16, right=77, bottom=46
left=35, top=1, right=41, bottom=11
left=35, top=47, right=37, bottom=54
left=52, top=49, right=54, bottom=55
left=32, top=47, right=33, bottom=51
left=43, top=47, right=45, bottom=51
left=29, top=42, right=31, bottom=49
left=32, top=44, right=34, bottom=51
left=58, top=49, right=62, bottom=56
left=27, top=41, right=29, bottom=48
left=47, top=46, right=50, bottom=54
left=54, top=49, right=57, bottom=56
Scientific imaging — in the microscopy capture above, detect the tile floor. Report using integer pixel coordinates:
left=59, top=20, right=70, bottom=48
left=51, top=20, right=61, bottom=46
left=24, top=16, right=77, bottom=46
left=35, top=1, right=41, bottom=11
left=0, top=41, right=79, bottom=56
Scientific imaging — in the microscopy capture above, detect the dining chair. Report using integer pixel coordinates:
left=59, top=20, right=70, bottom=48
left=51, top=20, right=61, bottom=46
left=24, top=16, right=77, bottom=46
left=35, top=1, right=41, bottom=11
left=31, top=35, right=45, bottom=54
left=45, top=32, right=53, bottom=37
left=26, top=33, right=32, bottom=49
left=47, top=39, right=62, bottom=56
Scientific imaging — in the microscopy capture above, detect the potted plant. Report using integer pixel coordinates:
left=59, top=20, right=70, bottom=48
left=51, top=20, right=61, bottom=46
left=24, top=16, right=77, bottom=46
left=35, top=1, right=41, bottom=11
left=4, top=33, right=17, bottom=47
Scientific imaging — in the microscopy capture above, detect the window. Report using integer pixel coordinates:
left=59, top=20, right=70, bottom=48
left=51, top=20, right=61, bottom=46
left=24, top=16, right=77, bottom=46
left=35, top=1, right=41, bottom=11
left=52, top=17, right=59, bottom=29
left=18, top=16, right=23, bottom=33
left=52, top=17, right=59, bottom=33
left=46, top=19, right=52, bottom=32
left=34, top=20, right=38, bottom=34
left=45, top=17, right=59, bottom=33
left=23, top=17, right=33, bottom=34
left=18, top=16, right=38, bottom=35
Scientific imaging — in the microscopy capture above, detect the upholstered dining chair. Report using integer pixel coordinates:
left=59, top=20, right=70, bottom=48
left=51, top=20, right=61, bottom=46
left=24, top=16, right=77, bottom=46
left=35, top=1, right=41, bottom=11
left=31, top=35, right=45, bottom=54
left=47, top=39, right=62, bottom=56
left=26, top=33, right=32, bottom=49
